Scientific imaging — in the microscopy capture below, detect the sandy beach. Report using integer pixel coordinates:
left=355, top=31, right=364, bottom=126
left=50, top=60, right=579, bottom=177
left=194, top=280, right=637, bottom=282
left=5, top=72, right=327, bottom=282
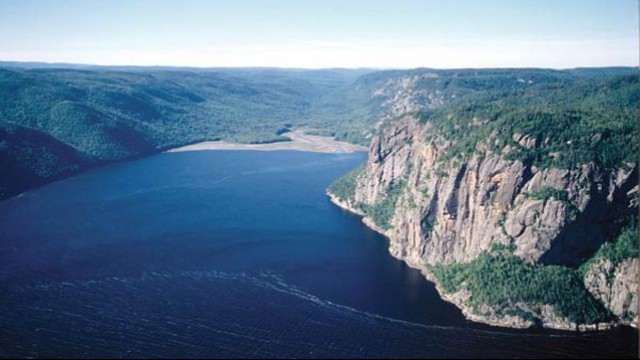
left=166, top=130, right=367, bottom=154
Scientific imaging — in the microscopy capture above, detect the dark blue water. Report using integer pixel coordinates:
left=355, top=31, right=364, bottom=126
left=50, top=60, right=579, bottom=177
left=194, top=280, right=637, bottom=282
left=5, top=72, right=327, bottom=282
left=0, top=150, right=636, bottom=358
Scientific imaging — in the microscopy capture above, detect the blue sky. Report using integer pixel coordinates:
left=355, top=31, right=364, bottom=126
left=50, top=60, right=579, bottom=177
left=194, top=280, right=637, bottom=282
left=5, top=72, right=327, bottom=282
left=0, top=0, right=637, bottom=68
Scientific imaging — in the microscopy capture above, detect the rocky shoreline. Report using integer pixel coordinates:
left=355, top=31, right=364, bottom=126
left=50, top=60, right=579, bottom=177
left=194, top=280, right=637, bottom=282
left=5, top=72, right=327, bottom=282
left=327, top=189, right=625, bottom=332
left=327, top=192, right=389, bottom=237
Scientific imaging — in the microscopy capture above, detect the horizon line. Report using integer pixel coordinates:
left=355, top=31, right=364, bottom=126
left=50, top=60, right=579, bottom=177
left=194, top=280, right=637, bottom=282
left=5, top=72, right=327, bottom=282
left=1, top=59, right=637, bottom=72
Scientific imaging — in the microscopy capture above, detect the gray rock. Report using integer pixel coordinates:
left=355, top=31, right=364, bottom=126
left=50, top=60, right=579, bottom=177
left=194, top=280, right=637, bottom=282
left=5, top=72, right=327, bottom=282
left=584, top=257, right=638, bottom=327
left=344, top=112, right=638, bottom=330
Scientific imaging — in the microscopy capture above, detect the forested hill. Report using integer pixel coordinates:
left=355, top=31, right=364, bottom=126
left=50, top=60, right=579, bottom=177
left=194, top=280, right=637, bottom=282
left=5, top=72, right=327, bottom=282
left=0, top=66, right=376, bottom=200
left=0, top=63, right=637, bottom=201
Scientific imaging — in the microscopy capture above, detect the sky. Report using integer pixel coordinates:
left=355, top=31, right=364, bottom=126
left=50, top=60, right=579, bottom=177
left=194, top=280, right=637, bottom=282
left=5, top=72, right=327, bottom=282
left=0, top=0, right=637, bottom=69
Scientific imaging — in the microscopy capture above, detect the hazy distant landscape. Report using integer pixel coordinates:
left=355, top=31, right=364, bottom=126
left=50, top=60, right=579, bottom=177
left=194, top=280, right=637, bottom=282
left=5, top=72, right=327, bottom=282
left=1, top=64, right=636, bottom=201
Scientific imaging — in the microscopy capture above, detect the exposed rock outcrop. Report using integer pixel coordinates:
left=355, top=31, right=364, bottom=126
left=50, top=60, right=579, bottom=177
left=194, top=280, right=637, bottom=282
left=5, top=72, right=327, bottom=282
left=329, top=113, right=638, bottom=330
left=584, top=257, right=638, bottom=327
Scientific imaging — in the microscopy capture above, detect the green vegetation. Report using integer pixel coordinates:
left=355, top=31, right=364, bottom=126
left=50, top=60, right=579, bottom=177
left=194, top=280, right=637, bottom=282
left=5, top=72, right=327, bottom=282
left=580, top=221, right=639, bottom=275
left=0, top=123, right=88, bottom=199
left=0, top=66, right=375, bottom=200
left=490, top=243, right=517, bottom=253
left=1, top=65, right=637, bottom=201
left=0, top=67, right=377, bottom=147
left=594, top=222, right=639, bottom=264
left=327, top=163, right=365, bottom=202
left=428, top=253, right=612, bottom=325
left=415, top=70, right=638, bottom=171
left=523, top=187, right=569, bottom=202
left=358, top=180, right=406, bottom=230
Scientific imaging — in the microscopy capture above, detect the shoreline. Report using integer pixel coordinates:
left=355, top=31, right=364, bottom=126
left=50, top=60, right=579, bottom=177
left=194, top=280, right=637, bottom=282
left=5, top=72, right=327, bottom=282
left=167, top=130, right=367, bottom=154
left=326, top=192, right=391, bottom=238
left=326, top=190, right=622, bottom=332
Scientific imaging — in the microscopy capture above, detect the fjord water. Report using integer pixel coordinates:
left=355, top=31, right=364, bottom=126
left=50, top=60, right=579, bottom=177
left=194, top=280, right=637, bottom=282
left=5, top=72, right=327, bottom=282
left=0, top=151, right=635, bottom=358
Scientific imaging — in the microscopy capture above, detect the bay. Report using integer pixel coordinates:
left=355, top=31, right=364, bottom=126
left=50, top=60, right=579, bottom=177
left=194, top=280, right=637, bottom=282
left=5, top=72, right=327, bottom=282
left=0, top=150, right=635, bottom=358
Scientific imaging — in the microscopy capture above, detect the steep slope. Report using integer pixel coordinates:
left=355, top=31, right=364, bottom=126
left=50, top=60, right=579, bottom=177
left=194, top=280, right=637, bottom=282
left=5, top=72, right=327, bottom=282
left=328, top=68, right=638, bottom=330
left=0, top=123, right=90, bottom=199
left=582, top=223, right=638, bottom=325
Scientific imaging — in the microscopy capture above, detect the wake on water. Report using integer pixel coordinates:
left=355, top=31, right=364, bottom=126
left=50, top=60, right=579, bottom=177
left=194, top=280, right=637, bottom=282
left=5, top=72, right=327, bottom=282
left=6, top=268, right=597, bottom=340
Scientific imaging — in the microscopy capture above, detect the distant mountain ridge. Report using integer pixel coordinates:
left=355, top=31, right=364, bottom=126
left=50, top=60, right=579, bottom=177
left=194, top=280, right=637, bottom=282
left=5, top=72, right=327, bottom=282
left=0, top=65, right=378, bottom=199
left=0, top=63, right=637, bottom=205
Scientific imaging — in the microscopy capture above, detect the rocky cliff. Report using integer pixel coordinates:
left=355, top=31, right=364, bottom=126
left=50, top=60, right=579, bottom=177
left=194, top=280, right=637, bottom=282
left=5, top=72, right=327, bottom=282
left=328, top=71, right=638, bottom=330
left=584, top=257, right=638, bottom=325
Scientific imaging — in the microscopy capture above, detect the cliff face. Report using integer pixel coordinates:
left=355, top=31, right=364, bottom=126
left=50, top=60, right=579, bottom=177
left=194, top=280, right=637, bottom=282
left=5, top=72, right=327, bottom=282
left=351, top=115, right=637, bottom=264
left=584, top=257, right=638, bottom=325
left=329, top=74, right=638, bottom=329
